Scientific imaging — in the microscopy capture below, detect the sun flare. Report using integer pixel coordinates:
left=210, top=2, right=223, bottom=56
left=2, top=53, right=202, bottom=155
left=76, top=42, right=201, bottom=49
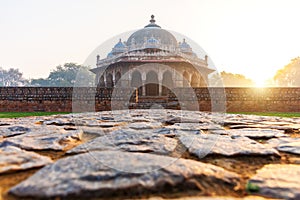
left=254, top=79, right=267, bottom=88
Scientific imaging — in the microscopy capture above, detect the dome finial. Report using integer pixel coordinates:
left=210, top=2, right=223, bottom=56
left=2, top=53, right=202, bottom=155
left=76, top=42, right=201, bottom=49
left=150, top=15, right=155, bottom=23
left=144, top=15, right=161, bottom=28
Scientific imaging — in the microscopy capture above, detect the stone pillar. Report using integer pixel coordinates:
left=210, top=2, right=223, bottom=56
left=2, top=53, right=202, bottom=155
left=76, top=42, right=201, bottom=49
left=158, top=74, right=162, bottom=96
left=95, top=73, right=99, bottom=86
left=142, top=72, right=146, bottom=96
left=159, top=81, right=162, bottom=96
left=103, top=71, right=107, bottom=87
left=142, top=81, right=146, bottom=96
left=112, top=70, right=115, bottom=87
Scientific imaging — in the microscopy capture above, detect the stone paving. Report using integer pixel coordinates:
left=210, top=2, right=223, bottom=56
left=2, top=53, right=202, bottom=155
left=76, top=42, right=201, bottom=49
left=0, top=109, right=300, bottom=199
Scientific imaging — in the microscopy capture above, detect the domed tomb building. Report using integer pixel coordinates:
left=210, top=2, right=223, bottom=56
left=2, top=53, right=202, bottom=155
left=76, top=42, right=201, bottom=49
left=91, top=15, right=214, bottom=96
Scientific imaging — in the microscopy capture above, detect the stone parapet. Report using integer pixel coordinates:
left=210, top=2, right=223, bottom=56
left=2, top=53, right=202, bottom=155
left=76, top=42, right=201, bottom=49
left=0, top=87, right=300, bottom=112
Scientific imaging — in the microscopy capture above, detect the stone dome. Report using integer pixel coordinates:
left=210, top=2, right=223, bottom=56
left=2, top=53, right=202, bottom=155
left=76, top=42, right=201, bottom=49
left=127, top=15, right=178, bottom=48
left=145, top=36, right=160, bottom=48
left=107, top=51, right=114, bottom=58
left=179, top=39, right=193, bottom=54
left=111, top=39, right=127, bottom=54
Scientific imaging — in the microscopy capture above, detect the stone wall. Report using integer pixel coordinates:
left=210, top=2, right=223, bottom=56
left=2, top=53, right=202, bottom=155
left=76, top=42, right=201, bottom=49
left=0, top=87, right=300, bottom=112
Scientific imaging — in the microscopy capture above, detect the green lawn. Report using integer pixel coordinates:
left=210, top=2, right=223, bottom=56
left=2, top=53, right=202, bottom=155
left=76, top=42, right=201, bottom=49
left=229, top=112, right=300, bottom=118
left=0, top=112, right=69, bottom=118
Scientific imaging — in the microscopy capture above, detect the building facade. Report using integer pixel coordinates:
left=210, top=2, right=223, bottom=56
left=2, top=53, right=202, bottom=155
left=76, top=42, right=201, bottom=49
left=91, top=15, right=214, bottom=96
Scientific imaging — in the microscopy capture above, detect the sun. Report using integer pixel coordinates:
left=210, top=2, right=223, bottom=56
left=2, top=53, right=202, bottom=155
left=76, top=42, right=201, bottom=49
left=247, top=71, right=269, bottom=88
left=254, top=78, right=267, bottom=88
left=248, top=71, right=270, bottom=88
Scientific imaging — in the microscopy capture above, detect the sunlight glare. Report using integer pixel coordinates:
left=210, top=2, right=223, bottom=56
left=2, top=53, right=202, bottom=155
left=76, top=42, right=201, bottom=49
left=254, top=78, right=267, bottom=88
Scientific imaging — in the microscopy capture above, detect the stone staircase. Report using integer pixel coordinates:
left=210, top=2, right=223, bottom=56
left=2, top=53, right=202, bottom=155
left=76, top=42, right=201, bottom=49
left=128, top=96, right=180, bottom=110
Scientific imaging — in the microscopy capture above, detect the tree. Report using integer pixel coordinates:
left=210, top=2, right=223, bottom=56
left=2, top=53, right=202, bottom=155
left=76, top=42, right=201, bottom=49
left=209, top=71, right=255, bottom=87
left=30, top=78, right=49, bottom=86
left=273, top=57, right=300, bottom=86
left=30, top=63, right=95, bottom=87
left=0, top=68, right=28, bottom=86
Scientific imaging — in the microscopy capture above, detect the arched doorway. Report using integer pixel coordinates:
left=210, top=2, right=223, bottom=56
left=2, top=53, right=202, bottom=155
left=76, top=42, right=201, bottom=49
left=183, top=71, right=189, bottom=87
left=98, top=75, right=105, bottom=87
left=191, top=73, right=200, bottom=87
left=131, top=70, right=142, bottom=95
left=115, top=71, right=121, bottom=86
left=106, top=73, right=113, bottom=88
left=146, top=71, right=159, bottom=96
left=162, top=71, right=173, bottom=96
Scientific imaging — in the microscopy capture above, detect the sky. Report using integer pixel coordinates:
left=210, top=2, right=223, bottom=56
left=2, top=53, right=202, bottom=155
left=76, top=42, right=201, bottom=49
left=1, top=0, right=300, bottom=86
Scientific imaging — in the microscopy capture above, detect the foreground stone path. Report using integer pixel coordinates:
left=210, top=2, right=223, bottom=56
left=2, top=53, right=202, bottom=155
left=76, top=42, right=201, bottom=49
left=0, top=109, right=300, bottom=199
left=10, top=151, right=241, bottom=198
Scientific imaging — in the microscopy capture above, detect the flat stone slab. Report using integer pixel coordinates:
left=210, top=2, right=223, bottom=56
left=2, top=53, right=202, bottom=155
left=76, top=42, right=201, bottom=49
left=219, top=114, right=300, bottom=133
left=1, top=129, right=82, bottom=151
left=248, top=164, right=300, bottom=200
left=228, top=124, right=298, bottom=133
left=127, top=122, right=163, bottom=130
left=212, top=128, right=286, bottom=139
left=43, top=119, right=75, bottom=126
left=0, top=125, right=31, bottom=138
left=277, top=142, right=300, bottom=155
left=0, top=146, right=52, bottom=174
left=67, top=129, right=177, bottom=155
left=169, top=123, right=224, bottom=131
left=79, top=125, right=122, bottom=137
left=10, top=151, right=241, bottom=198
left=153, top=196, right=275, bottom=200
left=267, top=137, right=300, bottom=155
left=180, top=134, right=279, bottom=158
left=162, top=116, right=207, bottom=124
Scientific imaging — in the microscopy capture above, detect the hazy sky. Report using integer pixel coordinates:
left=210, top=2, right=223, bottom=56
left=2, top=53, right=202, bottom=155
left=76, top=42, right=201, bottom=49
left=1, top=0, right=300, bottom=85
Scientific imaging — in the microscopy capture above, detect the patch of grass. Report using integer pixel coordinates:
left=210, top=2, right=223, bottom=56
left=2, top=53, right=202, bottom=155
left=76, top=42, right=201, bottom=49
left=246, top=182, right=260, bottom=193
left=0, top=112, right=69, bottom=118
left=229, top=112, right=300, bottom=118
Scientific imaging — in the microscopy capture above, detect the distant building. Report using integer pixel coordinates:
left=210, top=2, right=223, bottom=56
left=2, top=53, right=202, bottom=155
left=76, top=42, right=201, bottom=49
left=91, top=15, right=214, bottom=96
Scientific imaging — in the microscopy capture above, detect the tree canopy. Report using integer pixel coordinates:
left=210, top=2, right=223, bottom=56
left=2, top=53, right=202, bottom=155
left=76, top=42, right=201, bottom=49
left=0, top=68, right=28, bottom=86
left=273, top=57, right=300, bottom=86
left=30, top=63, right=95, bottom=87
left=209, top=71, right=255, bottom=87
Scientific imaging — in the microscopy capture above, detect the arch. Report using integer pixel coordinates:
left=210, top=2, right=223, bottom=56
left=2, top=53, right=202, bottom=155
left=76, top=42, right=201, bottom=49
left=183, top=71, right=189, bottom=87
left=98, top=75, right=105, bottom=87
left=146, top=71, right=159, bottom=96
left=131, top=70, right=142, bottom=95
left=106, top=73, right=114, bottom=88
left=115, top=71, right=121, bottom=86
left=162, top=70, right=173, bottom=96
left=191, top=73, right=200, bottom=87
